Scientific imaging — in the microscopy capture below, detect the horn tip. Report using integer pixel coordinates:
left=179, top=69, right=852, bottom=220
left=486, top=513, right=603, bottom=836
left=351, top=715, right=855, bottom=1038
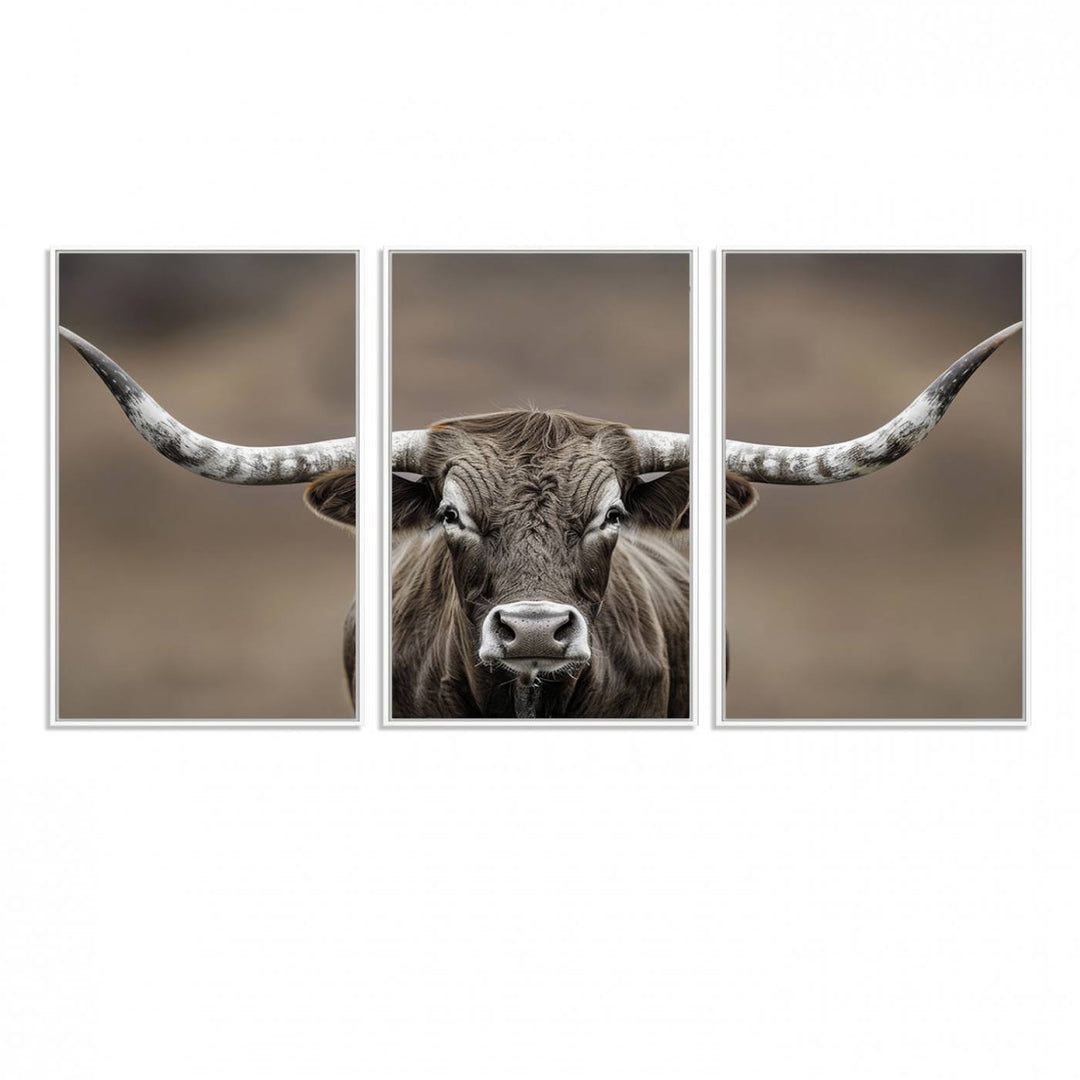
left=58, top=325, right=93, bottom=354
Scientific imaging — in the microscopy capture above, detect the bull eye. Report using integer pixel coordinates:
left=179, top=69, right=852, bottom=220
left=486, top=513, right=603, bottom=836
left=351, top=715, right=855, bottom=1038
left=603, top=505, right=624, bottom=528
left=439, top=505, right=460, bottom=526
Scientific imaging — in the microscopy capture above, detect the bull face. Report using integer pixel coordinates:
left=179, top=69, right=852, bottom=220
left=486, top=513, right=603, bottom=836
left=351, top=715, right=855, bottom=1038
left=393, top=410, right=689, bottom=682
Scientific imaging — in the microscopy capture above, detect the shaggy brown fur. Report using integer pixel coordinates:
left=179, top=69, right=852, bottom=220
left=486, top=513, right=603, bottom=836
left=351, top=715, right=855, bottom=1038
left=392, top=410, right=690, bottom=719
left=305, top=469, right=357, bottom=706
left=725, top=472, right=759, bottom=523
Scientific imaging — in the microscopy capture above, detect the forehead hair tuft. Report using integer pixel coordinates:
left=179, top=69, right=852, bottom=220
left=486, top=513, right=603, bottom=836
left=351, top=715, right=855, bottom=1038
left=446, top=408, right=622, bottom=447
left=428, top=408, right=634, bottom=470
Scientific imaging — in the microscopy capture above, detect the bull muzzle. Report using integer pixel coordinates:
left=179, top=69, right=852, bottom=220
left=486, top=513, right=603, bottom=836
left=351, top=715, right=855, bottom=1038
left=479, top=601, right=590, bottom=674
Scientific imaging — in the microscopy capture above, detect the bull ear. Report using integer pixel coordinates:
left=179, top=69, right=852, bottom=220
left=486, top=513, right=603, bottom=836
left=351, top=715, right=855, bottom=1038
left=392, top=474, right=438, bottom=530
left=726, top=472, right=759, bottom=522
left=305, top=469, right=356, bottom=531
left=625, top=468, right=690, bottom=531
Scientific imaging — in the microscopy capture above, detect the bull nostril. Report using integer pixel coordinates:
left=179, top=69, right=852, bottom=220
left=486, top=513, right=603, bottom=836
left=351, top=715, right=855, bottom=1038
left=493, top=612, right=516, bottom=645
left=552, top=614, right=573, bottom=644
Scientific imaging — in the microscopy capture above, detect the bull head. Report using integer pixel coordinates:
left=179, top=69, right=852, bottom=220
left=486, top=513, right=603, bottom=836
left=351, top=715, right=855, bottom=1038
left=59, top=327, right=358, bottom=704
left=392, top=411, right=689, bottom=714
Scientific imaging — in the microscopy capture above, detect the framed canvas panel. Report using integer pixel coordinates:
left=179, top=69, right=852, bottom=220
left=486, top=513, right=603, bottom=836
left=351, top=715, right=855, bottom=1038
left=385, top=250, right=696, bottom=726
left=51, top=250, right=359, bottom=726
left=720, top=251, right=1025, bottom=726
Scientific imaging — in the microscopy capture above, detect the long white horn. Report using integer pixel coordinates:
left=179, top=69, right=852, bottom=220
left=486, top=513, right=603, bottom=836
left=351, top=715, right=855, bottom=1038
left=627, top=429, right=690, bottom=473
left=726, top=322, right=1021, bottom=484
left=391, top=429, right=429, bottom=472
left=61, top=327, right=355, bottom=484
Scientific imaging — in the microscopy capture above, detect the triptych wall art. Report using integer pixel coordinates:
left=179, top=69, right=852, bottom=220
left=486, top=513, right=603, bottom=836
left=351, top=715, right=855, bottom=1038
left=50, top=249, right=1024, bottom=727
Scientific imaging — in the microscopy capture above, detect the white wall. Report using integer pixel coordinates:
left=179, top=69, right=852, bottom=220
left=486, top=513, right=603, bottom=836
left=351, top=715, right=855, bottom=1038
left=2, top=2, right=1077, bottom=1077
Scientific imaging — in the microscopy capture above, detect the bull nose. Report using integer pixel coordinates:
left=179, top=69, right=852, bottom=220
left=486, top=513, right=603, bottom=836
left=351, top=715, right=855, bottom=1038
left=479, top=601, right=590, bottom=667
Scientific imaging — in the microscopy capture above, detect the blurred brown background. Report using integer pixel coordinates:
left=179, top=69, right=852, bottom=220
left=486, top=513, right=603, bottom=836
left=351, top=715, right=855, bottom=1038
left=391, top=253, right=690, bottom=429
left=724, top=253, right=1023, bottom=720
left=58, top=253, right=356, bottom=719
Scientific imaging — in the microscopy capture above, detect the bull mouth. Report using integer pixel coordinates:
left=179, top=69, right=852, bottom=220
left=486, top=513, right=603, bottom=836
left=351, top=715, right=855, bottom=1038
left=488, top=656, right=589, bottom=676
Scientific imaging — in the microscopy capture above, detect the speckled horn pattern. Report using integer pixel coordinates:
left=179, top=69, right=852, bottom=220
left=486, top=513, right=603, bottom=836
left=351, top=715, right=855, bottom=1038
left=60, top=327, right=355, bottom=485
left=628, top=430, right=690, bottom=473
left=725, top=322, right=1022, bottom=485
left=391, top=429, right=429, bottom=473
